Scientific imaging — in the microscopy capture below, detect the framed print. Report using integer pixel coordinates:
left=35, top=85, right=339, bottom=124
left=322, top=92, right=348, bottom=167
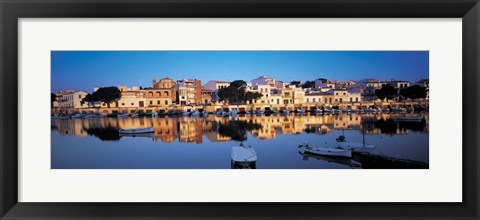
left=1, top=0, right=479, bottom=219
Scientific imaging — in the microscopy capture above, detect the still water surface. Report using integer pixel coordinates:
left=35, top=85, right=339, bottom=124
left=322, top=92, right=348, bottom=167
left=51, top=113, right=429, bottom=169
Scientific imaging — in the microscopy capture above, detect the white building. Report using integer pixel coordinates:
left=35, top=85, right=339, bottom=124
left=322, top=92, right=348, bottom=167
left=57, top=90, right=88, bottom=109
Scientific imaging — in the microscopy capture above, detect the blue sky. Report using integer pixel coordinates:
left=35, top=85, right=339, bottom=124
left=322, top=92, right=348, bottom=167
left=51, top=51, right=429, bottom=93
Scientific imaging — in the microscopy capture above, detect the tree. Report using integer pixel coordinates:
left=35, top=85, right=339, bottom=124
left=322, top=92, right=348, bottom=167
left=302, top=81, right=316, bottom=89
left=244, top=91, right=263, bottom=102
left=217, top=80, right=262, bottom=104
left=317, top=78, right=327, bottom=83
left=400, top=85, right=427, bottom=100
left=375, top=84, right=397, bottom=100
left=290, top=81, right=302, bottom=87
left=51, top=93, right=56, bottom=108
left=82, top=86, right=121, bottom=108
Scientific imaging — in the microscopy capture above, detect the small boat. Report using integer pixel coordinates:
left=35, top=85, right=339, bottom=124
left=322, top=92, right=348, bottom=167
left=323, top=108, right=333, bottom=114
left=332, top=109, right=342, bottom=114
left=83, top=114, right=96, bottom=119
left=52, top=115, right=70, bottom=120
left=392, top=116, right=423, bottom=122
left=229, top=109, right=238, bottom=116
left=272, top=110, right=279, bottom=114
left=117, top=113, right=129, bottom=118
left=191, top=110, right=201, bottom=117
left=337, top=141, right=376, bottom=153
left=231, top=143, right=257, bottom=163
left=298, top=143, right=352, bottom=158
left=313, top=109, right=322, bottom=114
left=131, top=113, right=139, bottom=118
left=118, top=127, right=154, bottom=134
left=71, top=114, right=82, bottom=119
left=299, top=151, right=361, bottom=168
left=282, top=109, right=290, bottom=114
left=94, top=113, right=107, bottom=118
left=216, top=111, right=224, bottom=116
left=296, top=109, right=305, bottom=114
left=183, top=111, right=191, bottom=116
left=256, top=110, right=264, bottom=115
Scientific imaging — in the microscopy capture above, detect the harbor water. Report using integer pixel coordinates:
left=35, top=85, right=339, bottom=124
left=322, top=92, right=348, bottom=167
left=51, top=113, right=429, bottom=169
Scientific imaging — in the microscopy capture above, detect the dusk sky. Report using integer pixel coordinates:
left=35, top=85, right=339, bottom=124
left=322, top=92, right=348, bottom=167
left=51, top=51, right=429, bottom=93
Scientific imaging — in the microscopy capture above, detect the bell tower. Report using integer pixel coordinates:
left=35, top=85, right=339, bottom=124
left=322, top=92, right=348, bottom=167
left=152, top=76, right=157, bottom=88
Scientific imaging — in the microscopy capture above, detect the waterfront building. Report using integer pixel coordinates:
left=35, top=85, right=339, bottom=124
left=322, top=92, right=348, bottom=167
left=176, top=79, right=202, bottom=105
left=56, top=90, right=88, bottom=111
left=117, top=86, right=146, bottom=112
left=201, top=88, right=215, bottom=105
left=252, top=83, right=272, bottom=105
left=281, top=87, right=294, bottom=106
left=304, top=92, right=323, bottom=104
left=356, top=78, right=382, bottom=101
left=332, top=89, right=361, bottom=103
left=389, top=80, right=410, bottom=89
left=144, top=88, right=172, bottom=110
left=291, top=85, right=305, bottom=105
left=251, top=75, right=276, bottom=87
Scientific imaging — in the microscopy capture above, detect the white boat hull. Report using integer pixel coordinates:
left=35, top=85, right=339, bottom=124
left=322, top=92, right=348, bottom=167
left=119, top=127, right=154, bottom=134
left=231, top=146, right=257, bottom=163
left=303, top=146, right=352, bottom=158
left=337, top=142, right=375, bottom=152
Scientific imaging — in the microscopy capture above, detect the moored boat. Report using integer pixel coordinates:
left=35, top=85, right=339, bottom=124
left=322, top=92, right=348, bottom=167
left=117, top=113, right=129, bottom=118
left=337, top=141, right=375, bottom=153
left=231, top=143, right=257, bottom=163
left=296, top=109, right=305, bottom=114
left=71, top=114, right=82, bottom=119
left=118, top=127, right=154, bottom=134
left=298, top=143, right=352, bottom=158
left=392, top=116, right=422, bottom=122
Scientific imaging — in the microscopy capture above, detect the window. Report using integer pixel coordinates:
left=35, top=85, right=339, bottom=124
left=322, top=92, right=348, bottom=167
left=306, top=98, right=309, bottom=102
left=78, top=95, right=81, bottom=98
left=356, top=97, right=359, bottom=102
left=164, top=91, right=169, bottom=96
left=122, top=103, right=125, bottom=106
left=277, top=99, right=279, bottom=104
left=350, top=98, right=352, bottom=102
left=131, top=103, right=134, bottom=106
left=150, top=101, right=153, bottom=105
left=339, top=98, right=343, bottom=102
left=165, top=100, right=168, bottom=105
left=336, top=93, right=338, bottom=95
left=312, top=98, right=316, bottom=102
left=343, top=93, right=346, bottom=95
left=157, top=100, right=160, bottom=105
left=335, top=99, right=338, bottom=102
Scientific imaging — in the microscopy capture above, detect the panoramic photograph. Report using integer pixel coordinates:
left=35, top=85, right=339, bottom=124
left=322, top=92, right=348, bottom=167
left=51, top=51, right=429, bottom=169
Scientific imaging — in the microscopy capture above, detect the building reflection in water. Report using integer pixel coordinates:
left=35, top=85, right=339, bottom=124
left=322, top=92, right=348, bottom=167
left=51, top=113, right=429, bottom=143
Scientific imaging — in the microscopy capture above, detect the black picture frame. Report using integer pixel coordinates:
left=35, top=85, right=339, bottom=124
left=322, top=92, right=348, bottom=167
left=1, top=0, right=478, bottom=219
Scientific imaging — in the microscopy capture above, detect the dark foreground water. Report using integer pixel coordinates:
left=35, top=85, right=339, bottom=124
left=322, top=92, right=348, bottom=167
left=51, top=113, right=429, bottom=169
